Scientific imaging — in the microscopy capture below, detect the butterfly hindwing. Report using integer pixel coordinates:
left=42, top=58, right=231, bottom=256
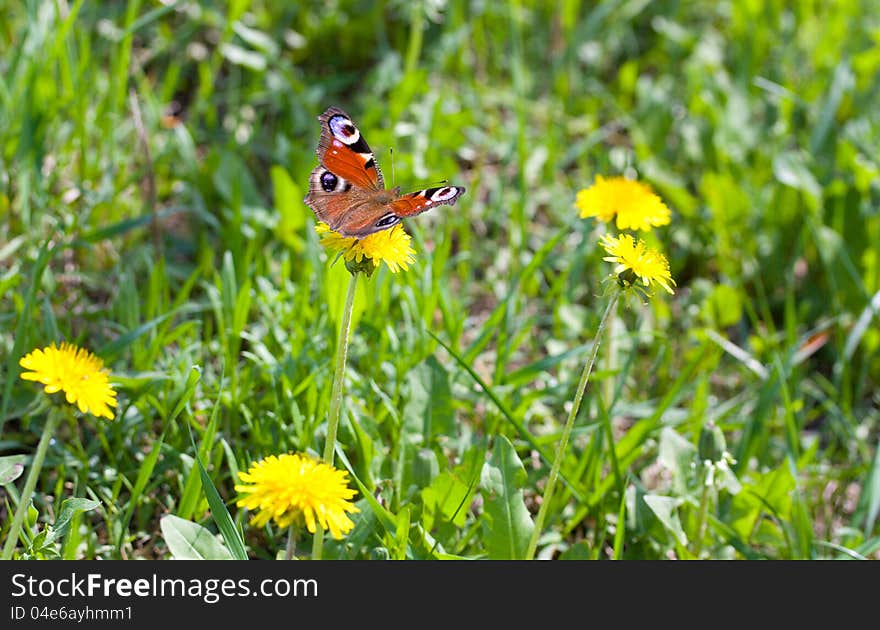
left=390, top=186, right=467, bottom=218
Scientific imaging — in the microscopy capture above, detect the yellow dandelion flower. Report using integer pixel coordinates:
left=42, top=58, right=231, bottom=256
left=575, top=175, right=671, bottom=232
left=599, top=233, right=676, bottom=295
left=19, top=342, right=117, bottom=420
left=316, top=222, right=416, bottom=274
left=235, top=453, right=360, bottom=540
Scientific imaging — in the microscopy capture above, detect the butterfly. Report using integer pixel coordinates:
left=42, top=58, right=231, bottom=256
left=304, top=107, right=466, bottom=238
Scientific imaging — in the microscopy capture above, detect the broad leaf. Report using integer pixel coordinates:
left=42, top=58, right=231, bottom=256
left=658, top=427, right=698, bottom=496
left=160, top=515, right=234, bottom=560
left=479, top=436, right=534, bottom=559
left=643, top=494, right=688, bottom=546
left=48, top=498, right=101, bottom=543
left=402, top=355, right=454, bottom=442
left=0, top=455, right=26, bottom=485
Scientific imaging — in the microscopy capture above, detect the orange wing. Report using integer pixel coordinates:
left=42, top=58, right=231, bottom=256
left=315, top=107, right=384, bottom=190
left=390, top=186, right=467, bottom=218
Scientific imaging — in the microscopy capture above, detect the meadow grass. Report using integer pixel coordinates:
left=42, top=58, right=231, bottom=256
left=1, top=0, right=878, bottom=560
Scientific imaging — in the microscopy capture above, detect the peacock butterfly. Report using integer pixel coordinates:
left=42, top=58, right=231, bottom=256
left=304, top=107, right=466, bottom=238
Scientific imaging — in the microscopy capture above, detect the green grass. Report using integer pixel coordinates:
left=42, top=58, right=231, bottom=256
left=1, top=0, right=879, bottom=560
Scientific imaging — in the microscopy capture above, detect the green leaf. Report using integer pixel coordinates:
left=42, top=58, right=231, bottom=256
left=28, top=528, right=58, bottom=559
left=97, top=311, right=177, bottom=359
left=160, top=515, right=234, bottom=560
left=505, top=343, right=590, bottom=386
left=232, top=22, right=279, bottom=56
left=178, top=365, right=225, bottom=520
left=186, top=398, right=249, bottom=560
left=412, top=447, right=439, bottom=489
left=220, top=43, right=267, bottom=71
left=270, top=165, right=307, bottom=252
left=809, top=60, right=854, bottom=154
left=559, top=541, right=592, bottom=559
left=643, top=494, right=688, bottom=546
left=772, top=151, right=821, bottom=204
left=658, top=427, right=698, bottom=497
left=402, top=355, right=454, bottom=442
left=853, top=434, right=880, bottom=535
left=790, top=484, right=814, bottom=559
left=333, top=446, right=409, bottom=551
left=422, top=472, right=471, bottom=530
left=0, top=455, right=26, bottom=485
left=169, top=365, right=203, bottom=426
left=728, top=465, right=797, bottom=546
left=392, top=507, right=411, bottom=560
left=422, top=444, right=483, bottom=533
left=701, top=283, right=743, bottom=329
left=479, top=436, right=534, bottom=559
left=44, top=498, right=101, bottom=547
left=212, top=150, right=261, bottom=206
left=78, top=207, right=181, bottom=243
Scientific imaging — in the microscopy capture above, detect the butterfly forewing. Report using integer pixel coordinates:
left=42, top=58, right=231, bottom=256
left=315, top=107, right=384, bottom=190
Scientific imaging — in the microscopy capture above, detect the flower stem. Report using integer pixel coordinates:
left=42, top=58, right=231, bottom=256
left=2, top=407, right=62, bottom=559
left=693, top=471, right=711, bottom=559
left=285, top=525, right=297, bottom=560
left=312, top=271, right=359, bottom=560
left=525, top=290, right=619, bottom=560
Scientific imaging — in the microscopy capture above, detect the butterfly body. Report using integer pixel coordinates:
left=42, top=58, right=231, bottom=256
left=304, top=107, right=465, bottom=238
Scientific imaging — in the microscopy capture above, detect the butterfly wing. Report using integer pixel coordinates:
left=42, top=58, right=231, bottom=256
left=307, top=183, right=466, bottom=239
left=304, top=107, right=466, bottom=238
left=313, top=107, right=384, bottom=190
left=390, top=186, right=467, bottom=218
left=304, top=107, right=391, bottom=235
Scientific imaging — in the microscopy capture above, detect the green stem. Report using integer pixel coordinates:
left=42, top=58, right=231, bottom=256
left=525, top=291, right=619, bottom=560
left=285, top=525, right=297, bottom=560
left=2, top=407, right=63, bottom=559
left=694, top=472, right=711, bottom=559
left=312, top=271, right=359, bottom=560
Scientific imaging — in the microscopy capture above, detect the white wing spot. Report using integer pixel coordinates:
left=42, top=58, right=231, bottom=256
left=431, top=187, right=458, bottom=201
left=329, top=116, right=361, bottom=146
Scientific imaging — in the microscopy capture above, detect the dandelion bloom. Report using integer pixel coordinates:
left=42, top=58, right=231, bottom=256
left=19, top=342, right=117, bottom=420
left=316, top=222, right=416, bottom=274
left=235, top=453, right=359, bottom=540
left=599, top=233, right=676, bottom=295
left=575, top=175, right=671, bottom=232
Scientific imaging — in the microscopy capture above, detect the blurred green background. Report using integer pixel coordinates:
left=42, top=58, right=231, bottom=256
left=1, top=0, right=879, bottom=559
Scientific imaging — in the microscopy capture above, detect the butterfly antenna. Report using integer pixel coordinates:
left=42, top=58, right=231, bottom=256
left=412, top=178, right=449, bottom=189
left=389, top=147, right=395, bottom=185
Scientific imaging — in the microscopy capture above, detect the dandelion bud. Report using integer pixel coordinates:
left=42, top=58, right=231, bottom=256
left=698, top=421, right=727, bottom=463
